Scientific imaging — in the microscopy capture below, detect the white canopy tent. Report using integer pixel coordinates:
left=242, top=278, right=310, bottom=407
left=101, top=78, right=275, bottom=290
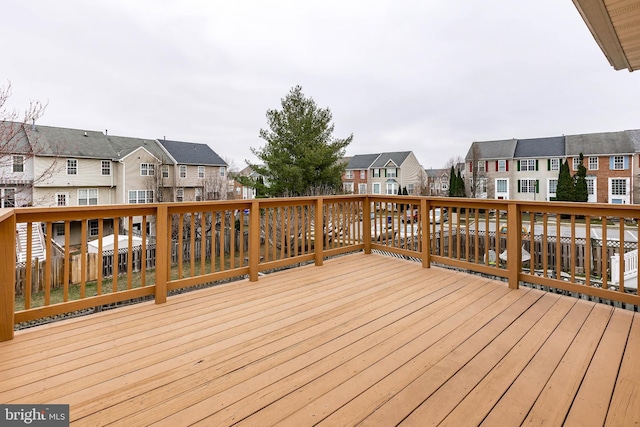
left=499, top=247, right=531, bottom=263
left=87, top=234, right=145, bottom=254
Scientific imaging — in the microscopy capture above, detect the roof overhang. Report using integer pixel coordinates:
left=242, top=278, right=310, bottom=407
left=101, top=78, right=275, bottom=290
left=572, top=0, right=640, bottom=71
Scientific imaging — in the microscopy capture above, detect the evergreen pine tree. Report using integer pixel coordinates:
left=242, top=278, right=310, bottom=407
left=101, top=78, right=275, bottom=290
left=574, top=153, right=588, bottom=202
left=448, top=166, right=456, bottom=197
left=556, top=160, right=573, bottom=201
left=456, top=169, right=465, bottom=197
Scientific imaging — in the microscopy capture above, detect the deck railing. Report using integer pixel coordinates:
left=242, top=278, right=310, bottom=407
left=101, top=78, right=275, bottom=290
left=1, top=196, right=639, bottom=341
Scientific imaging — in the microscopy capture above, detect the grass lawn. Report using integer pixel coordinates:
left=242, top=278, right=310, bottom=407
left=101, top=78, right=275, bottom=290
left=15, top=254, right=247, bottom=311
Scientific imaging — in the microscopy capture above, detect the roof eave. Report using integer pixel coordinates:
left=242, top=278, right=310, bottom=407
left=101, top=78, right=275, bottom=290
left=572, top=0, right=633, bottom=71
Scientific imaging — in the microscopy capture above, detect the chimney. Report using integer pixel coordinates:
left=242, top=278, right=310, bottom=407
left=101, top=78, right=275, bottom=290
left=31, top=119, right=35, bottom=131
left=105, top=129, right=108, bottom=136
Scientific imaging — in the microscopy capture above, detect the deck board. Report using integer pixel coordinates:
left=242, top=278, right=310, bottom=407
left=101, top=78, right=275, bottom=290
left=1, top=253, right=639, bottom=426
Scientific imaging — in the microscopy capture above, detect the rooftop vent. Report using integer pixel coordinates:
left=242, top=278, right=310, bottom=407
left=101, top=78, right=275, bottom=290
left=84, top=132, right=88, bottom=137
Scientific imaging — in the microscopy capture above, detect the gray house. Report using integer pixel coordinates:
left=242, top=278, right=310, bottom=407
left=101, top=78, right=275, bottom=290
left=513, top=136, right=566, bottom=202
left=465, top=139, right=517, bottom=199
left=157, top=139, right=228, bottom=202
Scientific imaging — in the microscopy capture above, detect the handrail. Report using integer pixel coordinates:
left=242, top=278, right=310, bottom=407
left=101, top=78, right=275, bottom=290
left=2, top=196, right=640, bottom=341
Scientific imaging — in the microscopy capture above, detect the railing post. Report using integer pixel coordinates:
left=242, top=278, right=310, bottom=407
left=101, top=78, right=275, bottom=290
left=315, top=197, right=324, bottom=266
left=421, top=198, right=430, bottom=268
left=249, top=200, right=260, bottom=282
left=155, top=204, right=168, bottom=304
left=507, top=202, right=520, bottom=289
left=363, top=196, right=371, bottom=254
left=0, top=210, right=16, bottom=341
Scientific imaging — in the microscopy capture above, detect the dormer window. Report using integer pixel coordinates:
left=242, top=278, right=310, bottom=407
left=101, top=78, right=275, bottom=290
left=12, top=156, right=24, bottom=173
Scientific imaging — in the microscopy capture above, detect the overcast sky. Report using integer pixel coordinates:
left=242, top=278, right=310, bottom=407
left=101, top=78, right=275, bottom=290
left=3, top=0, right=639, bottom=171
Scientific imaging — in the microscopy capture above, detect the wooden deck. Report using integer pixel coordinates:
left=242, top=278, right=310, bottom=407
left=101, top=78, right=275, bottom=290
left=1, top=253, right=639, bottom=426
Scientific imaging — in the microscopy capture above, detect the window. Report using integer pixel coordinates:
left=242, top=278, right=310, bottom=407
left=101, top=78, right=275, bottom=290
left=549, top=158, right=560, bottom=171
left=477, top=178, right=487, bottom=193
left=12, top=155, right=24, bottom=173
left=519, top=179, right=538, bottom=193
left=343, top=182, right=354, bottom=193
left=1, top=188, right=15, bottom=208
left=589, top=157, right=598, bottom=170
left=219, top=167, right=226, bottom=177
left=198, top=166, right=205, bottom=179
left=548, top=179, right=558, bottom=194
left=519, top=159, right=536, bottom=171
left=386, top=181, right=398, bottom=195
left=611, top=178, right=627, bottom=195
left=128, top=190, right=154, bottom=204
left=497, top=160, right=507, bottom=172
left=477, top=161, right=485, bottom=172
left=373, top=183, right=381, bottom=194
left=373, top=169, right=381, bottom=178
left=195, top=188, right=203, bottom=201
left=162, top=165, right=169, bottom=178
left=56, top=193, right=69, bottom=206
left=179, top=165, right=187, bottom=178
left=358, top=183, right=367, bottom=194
left=360, top=170, right=365, bottom=179
left=573, top=157, right=582, bottom=171
left=55, top=223, right=65, bottom=236
left=88, top=220, right=99, bottom=237
left=78, top=188, right=98, bottom=205
left=496, top=179, right=508, bottom=194
left=67, top=159, right=78, bottom=175
left=386, top=168, right=397, bottom=178
left=612, top=156, right=625, bottom=170
left=345, top=170, right=353, bottom=179
left=101, top=160, right=111, bottom=176
left=407, top=183, right=414, bottom=194
left=140, top=163, right=155, bottom=176
left=176, top=188, right=184, bottom=202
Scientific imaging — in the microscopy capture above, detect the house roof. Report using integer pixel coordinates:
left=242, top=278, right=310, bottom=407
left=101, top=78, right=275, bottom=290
left=346, top=154, right=382, bottom=169
left=107, top=135, right=167, bottom=161
left=0, top=122, right=32, bottom=154
left=370, top=152, right=412, bottom=168
left=513, top=136, right=565, bottom=158
left=625, top=129, right=640, bottom=152
left=158, top=139, right=227, bottom=166
left=26, top=124, right=118, bottom=159
left=465, top=139, right=517, bottom=161
left=565, top=131, right=635, bottom=155
left=424, top=168, right=449, bottom=178
left=238, top=165, right=262, bottom=178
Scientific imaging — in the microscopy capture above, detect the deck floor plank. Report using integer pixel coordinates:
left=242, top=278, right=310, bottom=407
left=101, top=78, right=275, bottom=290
left=479, top=300, right=595, bottom=426
left=564, top=308, right=634, bottom=426
left=0, top=253, right=638, bottom=426
left=219, top=277, right=499, bottom=427
left=318, top=286, right=535, bottom=427
left=522, top=303, right=614, bottom=426
left=77, top=263, right=454, bottom=424
left=398, top=294, right=577, bottom=426
left=605, top=312, right=640, bottom=426
left=444, top=298, right=594, bottom=427
left=112, top=268, right=483, bottom=425
left=72, top=263, right=446, bottom=420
